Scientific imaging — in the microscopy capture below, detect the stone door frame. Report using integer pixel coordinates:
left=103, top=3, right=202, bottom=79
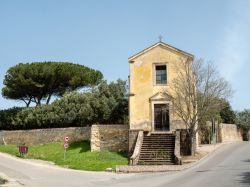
left=151, top=100, right=172, bottom=132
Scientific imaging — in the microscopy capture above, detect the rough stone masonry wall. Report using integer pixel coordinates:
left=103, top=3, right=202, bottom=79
left=91, top=125, right=129, bottom=152
left=0, top=127, right=90, bottom=145
left=218, top=123, right=243, bottom=142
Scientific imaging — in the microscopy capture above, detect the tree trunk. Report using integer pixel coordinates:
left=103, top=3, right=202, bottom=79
left=46, top=93, right=52, bottom=105
left=22, top=98, right=31, bottom=107
left=36, top=97, right=41, bottom=107
left=190, top=130, right=197, bottom=156
left=26, top=97, right=32, bottom=107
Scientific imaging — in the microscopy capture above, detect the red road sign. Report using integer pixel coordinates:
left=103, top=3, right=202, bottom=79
left=19, top=146, right=28, bottom=155
left=64, top=136, right=69, bottom=142
left=64, top=143, right=69, bottom=149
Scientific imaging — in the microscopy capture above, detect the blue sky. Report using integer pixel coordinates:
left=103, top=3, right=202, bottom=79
left=0, top=0, right=250, bottom=111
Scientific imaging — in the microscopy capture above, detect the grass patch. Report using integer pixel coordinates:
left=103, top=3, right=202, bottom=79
left=0, top=141, right=128, bottom=171
left=0, top=176, right=7, bottom=185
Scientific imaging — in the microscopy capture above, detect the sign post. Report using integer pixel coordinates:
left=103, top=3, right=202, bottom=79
left=63, top=136, right=69, bottom=161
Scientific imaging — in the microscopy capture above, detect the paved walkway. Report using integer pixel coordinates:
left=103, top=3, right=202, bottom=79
left=116, top=142, right=229, bottom=173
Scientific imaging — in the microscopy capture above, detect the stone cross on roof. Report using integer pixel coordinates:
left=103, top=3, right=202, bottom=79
left=158, top=35, right=163, bottom=42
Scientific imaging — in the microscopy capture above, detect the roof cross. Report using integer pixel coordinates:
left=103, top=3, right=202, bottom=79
left=158, top=35, right=163, bottom=42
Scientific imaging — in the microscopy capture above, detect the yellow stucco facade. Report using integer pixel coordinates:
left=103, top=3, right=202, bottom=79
left=129, top=42, right=194, bottom=132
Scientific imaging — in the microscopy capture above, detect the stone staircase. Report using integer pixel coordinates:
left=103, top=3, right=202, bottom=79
left=138, top=133, right=175, bottom=165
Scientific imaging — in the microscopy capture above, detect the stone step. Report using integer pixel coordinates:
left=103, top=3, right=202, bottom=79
left=140, top=149, right=174, bottom=152
left=142, top=144, right=174, bottom=146
left=141, top=150, right=174, bottom=152
left=138, top=161, right=175, bottom=165
left=142, top=141, right=175, bottom=144
left=139, top=156, right=174, bottom=159
left=139, top=160, right=174, bottom=163
left=143, top=143, right=174, bottom=145
left=145, top=134, right=175, bottom=136
left=141, top=144, right=175, bottom=147
left=144, top=137, right=175, bottom=139
left=142, top=146, right=174, bottom=148
left=141, top=148, right=174, bottom=150
left=141, top=145, right=174, bottom=147
left=140, top=152, right=174, bottom=155
left=143, top=138, right=175, bottom=140
left=140, top=151, right=174, bottom=153
left=144, top=136, right=175, bottom=137
left=140, top=153, right=174, bottom=156
left=143, top=140, right=175, bottom=142
left=140, top=152, right=175, bottom=154
left=139, top=158, right=174, bottom=161
left=144, top=136, right=175, bottom=138
left=141, top=147, right=174, bottom=149
left=138, top=133, right=176, bottom=165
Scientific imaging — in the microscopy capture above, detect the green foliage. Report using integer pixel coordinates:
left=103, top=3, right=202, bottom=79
left=0, top=80, right=128, bottom=130
left=2, top=62, right=103, bottom=106
left=91, top=79, right=128, bottom=124
left=199, top=99, right=236, bottom=144
left=0, top=107, right=23, bottom=130
left=199, top=99, right=235, bottom=125
left=220, top=101, right=236, bottom=124
left=236, top=109, right=250, bottom=141
left=236, top=109, right=250, bottom=126
left=0, top=141, right=128, bottom=171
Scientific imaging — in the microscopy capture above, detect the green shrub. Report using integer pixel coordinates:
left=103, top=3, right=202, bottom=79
left=0, top=107, right=23, bottom=130
left=0, top=80, right=128, bottom=130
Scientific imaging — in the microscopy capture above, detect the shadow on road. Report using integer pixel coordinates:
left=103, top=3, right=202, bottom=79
left=237, top=172, right=250, bottom=185
left=242, top=159, right=250, bottom=162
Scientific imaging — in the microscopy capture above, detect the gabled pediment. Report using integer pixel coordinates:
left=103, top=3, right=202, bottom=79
left=149, top=92, right=172, bottom=102
left=129, top=42, right=194, bottom=62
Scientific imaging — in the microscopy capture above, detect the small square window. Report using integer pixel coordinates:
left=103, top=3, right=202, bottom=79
left=155, top=65, right=167, bottom=84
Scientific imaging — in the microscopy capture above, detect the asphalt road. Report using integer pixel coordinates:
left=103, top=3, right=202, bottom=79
left=0, top=142, right=250, bottom=187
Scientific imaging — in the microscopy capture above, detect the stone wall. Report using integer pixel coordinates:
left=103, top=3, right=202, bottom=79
left=0, top=127, right=90, bottom=145
left=0, top=125, right=129, bottom=152
left=218, top=123, right=243, bottom=142
left=91, top=125, right=129, bottom=152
